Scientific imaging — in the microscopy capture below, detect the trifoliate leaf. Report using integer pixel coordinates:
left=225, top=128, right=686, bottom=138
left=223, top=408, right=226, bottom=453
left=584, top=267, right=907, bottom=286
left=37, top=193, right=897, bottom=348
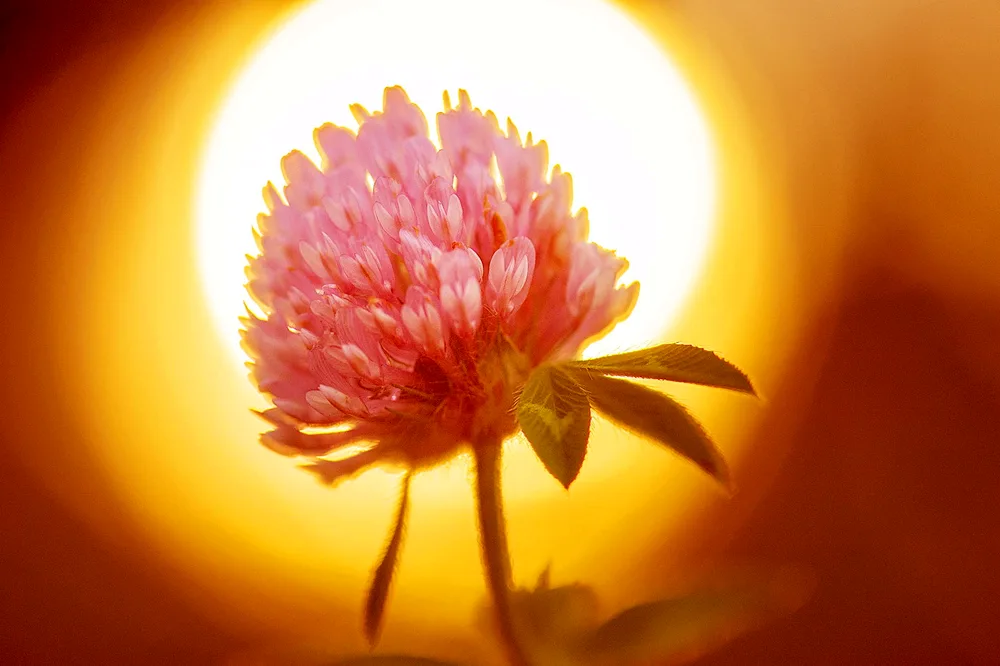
left=573, top=570, right=814, bottom=665
left=517, top=364, right=592, bottom=489
left=364, top=473, right=412, bottom=646
left=571, top=372, right=729, bottom=487
left=568, top=344, right=755, bottom=394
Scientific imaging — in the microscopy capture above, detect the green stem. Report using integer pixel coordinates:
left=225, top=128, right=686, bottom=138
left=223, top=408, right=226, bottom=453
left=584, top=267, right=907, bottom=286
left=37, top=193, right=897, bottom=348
left=474, top=441, right=532, bottom=666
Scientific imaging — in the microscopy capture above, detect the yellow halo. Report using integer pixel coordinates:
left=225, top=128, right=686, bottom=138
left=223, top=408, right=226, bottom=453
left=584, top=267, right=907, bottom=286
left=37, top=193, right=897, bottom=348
left=196, top=0, right=716, bottom=367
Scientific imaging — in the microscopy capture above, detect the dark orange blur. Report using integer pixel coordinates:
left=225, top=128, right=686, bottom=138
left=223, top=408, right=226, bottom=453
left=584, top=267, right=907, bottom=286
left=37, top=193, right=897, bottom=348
left=2, top=0, right=999, bottom=664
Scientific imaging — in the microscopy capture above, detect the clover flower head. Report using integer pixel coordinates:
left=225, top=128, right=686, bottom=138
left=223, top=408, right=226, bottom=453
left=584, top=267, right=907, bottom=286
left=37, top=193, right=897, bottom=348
left=243, top=87, right=638, bottom=480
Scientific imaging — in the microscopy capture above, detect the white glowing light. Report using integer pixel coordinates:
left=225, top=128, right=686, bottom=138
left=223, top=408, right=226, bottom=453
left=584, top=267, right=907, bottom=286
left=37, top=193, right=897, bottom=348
left=197, top=0, right=714, bottom=365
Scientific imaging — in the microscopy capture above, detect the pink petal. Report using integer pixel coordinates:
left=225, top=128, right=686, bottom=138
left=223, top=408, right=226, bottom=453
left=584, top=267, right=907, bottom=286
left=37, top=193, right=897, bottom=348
left=485, top=237, right=536, bottom=318
left=302, top=445, right=386, bottom=486
left=400, top=286, right=447, bottom=354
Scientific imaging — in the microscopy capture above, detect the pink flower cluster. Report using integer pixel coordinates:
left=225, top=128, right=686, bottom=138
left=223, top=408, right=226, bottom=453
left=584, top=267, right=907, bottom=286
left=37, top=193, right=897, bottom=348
left=243, top=87, right=637, bottom=477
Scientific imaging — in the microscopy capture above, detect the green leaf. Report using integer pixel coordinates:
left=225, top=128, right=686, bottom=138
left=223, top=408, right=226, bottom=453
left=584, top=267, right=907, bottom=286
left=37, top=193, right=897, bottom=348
left=364, top=473, right=412, bottom=646
left=573, top=571, right=814, bottom=665
left=571, top=372, right=729, bottom=487
left=568, top=344, right=755, bottom=394
left=517, top=364, right=592, bottom=489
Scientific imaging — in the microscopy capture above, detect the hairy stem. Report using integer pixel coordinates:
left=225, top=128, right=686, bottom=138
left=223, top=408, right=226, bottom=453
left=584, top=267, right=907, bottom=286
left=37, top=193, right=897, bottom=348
left=474, top=441, right=532, bottom=666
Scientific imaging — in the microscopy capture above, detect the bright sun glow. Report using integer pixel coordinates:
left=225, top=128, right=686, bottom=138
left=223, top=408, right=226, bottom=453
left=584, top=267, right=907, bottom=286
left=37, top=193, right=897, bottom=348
left=197, top=0, right=715, bottom=367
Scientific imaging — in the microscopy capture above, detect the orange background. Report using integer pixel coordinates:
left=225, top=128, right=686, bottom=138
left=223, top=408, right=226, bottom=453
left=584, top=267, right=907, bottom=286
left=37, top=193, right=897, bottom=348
left=2, top=0, right=999, bottom=663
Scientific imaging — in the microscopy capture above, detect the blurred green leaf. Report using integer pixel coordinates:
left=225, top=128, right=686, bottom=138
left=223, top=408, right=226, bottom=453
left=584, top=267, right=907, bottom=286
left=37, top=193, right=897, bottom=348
left=511, top=573, right=600, bottom=647
left=574, top=570, right=814, bottom=665
left=517, top=365, right=592, bottom=488
left=571, top=373, right=730, bottom=487
left=568, top=344, right=755, bottom=395
left=473, top=570, right=601, bottom=666
left=364, top=473, right=412, bottom=646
